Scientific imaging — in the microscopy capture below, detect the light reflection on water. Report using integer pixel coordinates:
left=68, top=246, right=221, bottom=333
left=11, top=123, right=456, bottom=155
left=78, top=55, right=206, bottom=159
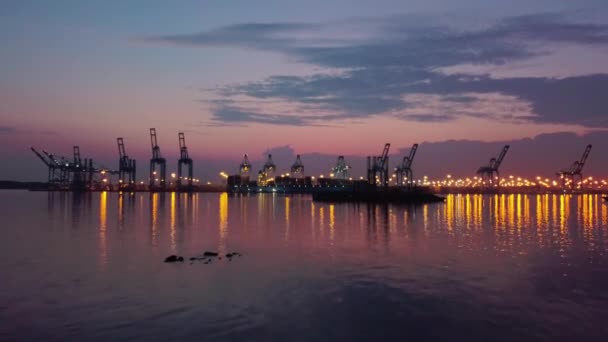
left=218, top=192, right=228, bottom=254
left=0, top=191, right=607, bottom=341
left=98, top=191, right=107, bottom=271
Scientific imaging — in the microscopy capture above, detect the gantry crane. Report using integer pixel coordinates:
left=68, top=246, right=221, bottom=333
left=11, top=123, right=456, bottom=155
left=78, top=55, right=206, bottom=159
left=263, top=154, right=276, bottom=175
left=257, top=154, right=276, bottom=186
left=117, top=137, right=136, bottom=189
left=332, top=156, right=351, bottom=180
left=290, top=155, right=304, bottom=178
left=477, top=145, right=510, bottom=186
left=32, top=146, right=96, bottom=190
left=367, top=143, right=390, bottom=187
left=558, top=144, right=592, bottom=189
left=149, top=128, right=166, bottom=189
left=177, top=132, right=193, bottom=189
left=239, top=154, right=251, bottom=178
left=395, top=143, right=418, bottom=187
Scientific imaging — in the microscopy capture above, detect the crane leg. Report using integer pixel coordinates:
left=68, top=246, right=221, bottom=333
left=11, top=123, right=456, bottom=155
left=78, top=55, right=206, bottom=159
left=160, top=162, right=166, bottom=189
left=178, top=162, right=183, bottom=188
left=149, top=162, right=155, bottom=188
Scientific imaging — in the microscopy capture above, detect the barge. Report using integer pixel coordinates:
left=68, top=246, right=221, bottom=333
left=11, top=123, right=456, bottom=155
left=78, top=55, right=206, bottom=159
left=312, top=181, right=444, bottom=203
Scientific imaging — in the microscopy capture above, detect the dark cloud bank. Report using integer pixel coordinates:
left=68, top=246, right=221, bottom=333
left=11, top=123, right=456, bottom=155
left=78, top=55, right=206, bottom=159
left=147, top=12, right=608, bottom=128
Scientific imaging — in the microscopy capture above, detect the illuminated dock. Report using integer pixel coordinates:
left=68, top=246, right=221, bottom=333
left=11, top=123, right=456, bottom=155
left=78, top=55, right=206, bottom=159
left=28, top=134, right=607, bottom=195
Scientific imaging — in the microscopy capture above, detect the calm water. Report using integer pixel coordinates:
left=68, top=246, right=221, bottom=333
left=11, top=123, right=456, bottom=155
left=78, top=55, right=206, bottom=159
left=1, top=190, right=608, bottom=341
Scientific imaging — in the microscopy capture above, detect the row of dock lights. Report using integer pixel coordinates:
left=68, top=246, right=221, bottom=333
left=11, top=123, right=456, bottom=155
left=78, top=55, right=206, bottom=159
left=421, top=174, right=607, bottom=189
left=97, top=166, right=608, bottom=190
left=217, top=167, right=607, bottom=190
left=101, top=172, right=606, bottom=190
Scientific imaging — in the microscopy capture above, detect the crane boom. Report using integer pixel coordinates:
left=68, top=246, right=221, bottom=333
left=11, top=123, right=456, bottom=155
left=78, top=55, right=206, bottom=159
left=43, top=150, right=62, bottom=166
left=493, top=145, right=510, bottom=170
left=150, top=128, right=161, bottom=159
left=178, top=132, right=189, bottom=159
left=379, top=143, right=390, bottom=169
left=73, top=146, right=82, bottom=166
left=31, top=147, right=52, bottom=167
left=117, top=138, right=126, bottom=159
left=404, top=144, right=418, bottom=169
left=574, top=144, right=592, bottom=174
left=150, top=128, right=158, bottom=149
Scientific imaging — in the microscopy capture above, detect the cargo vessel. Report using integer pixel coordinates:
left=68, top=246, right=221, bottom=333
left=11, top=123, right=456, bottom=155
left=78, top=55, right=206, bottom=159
left=312, top=181, right=444, bottom=203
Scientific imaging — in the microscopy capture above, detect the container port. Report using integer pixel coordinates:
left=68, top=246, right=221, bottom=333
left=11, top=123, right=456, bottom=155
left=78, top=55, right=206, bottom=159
left=27, top=129, right=607, bottom=196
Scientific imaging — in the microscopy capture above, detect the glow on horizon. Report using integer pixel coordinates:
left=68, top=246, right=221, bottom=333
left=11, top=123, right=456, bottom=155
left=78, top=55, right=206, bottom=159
left=2, top=1, right=608, bottom=181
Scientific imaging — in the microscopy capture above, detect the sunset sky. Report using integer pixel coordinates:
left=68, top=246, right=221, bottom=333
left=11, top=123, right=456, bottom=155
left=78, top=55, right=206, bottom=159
left=1, top=0, right=608, bottom=181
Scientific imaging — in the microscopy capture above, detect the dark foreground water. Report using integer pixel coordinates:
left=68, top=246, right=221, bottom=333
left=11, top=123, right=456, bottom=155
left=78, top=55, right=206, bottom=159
left=1, top=190, right=608, bottom=341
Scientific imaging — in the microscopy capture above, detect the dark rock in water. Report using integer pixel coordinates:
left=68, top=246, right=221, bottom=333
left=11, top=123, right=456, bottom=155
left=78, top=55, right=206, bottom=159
left=164, top=255, right=184, bottom=263
left=165, top=255, right=178, bottom=262
left=186, top=252, right=241, bottom=264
